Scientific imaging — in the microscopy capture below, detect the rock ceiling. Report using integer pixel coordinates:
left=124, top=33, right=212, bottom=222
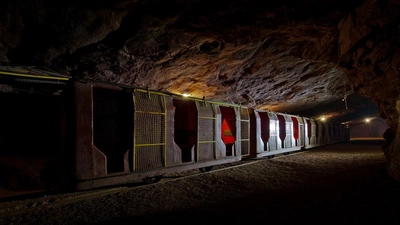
left=0, top=0, right=398, bottom=124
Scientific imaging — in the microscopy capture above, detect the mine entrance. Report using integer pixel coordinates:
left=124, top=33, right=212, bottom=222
left=93, top=88, right=133, bottom=174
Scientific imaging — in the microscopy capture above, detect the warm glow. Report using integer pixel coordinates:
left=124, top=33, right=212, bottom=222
left=320, top=117, right=326, bottom=121
left=365, top=118, right=370, bottom=123
left=181, top=93, right=191, bottom=97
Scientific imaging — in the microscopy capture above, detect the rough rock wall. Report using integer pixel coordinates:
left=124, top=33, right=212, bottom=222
left=0, top=0, right=131, bottom=65
left=338, top=0, right=400, bottom=180
left=0, top=0, right=361, bottom=113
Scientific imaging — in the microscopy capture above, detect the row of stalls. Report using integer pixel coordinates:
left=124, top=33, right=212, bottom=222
left=248, top=109, right=349, bottom=158
left=76, top=82, right=348, bottom=190
left=71, top=80, right=251, bottom=190
left=0, top=68, right=349, bottom=196
left=0, top=77, right=250, bottom=193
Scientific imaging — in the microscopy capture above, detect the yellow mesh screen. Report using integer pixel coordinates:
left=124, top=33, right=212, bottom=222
left=133, top=91, right=166, bottom=171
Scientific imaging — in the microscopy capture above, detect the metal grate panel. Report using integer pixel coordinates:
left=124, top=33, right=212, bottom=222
left=133, top=91, right=166, bottom=171
left=135, top=145, right=164, bottom=171
left=240, top=107, right=250, bottom=120
left=241, top=120, right=249, bottom=140
left=241, top=140, right=249, bottom=155
left=134, top=91, right=165, bottom=113
left=240, top=107, right=250, bottom=156
left=134, top=113, right=165, bottom=144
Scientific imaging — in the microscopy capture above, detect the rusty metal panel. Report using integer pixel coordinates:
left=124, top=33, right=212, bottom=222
left=74, top=80, right=135, bottom=180
left=92, top=87, right=132, bottom=174
left=133, top=90, right=166, bottom=171
left=73, top=81, right=106, bottom=180
left=165, top=96, right=182, bottom=166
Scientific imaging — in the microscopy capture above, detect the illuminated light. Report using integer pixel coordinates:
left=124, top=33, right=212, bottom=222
left=320, top=117, right=326, bottom=122
left=181, top=93, right=191, bottom=97
left=365, top=118, right=370, bottom=123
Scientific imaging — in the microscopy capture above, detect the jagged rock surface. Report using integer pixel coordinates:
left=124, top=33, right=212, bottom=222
left=0, top=0, right=399, bottom=179
left=338, top=0, right=400, bottom=180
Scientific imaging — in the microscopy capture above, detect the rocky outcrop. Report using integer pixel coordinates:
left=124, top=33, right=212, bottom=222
left=338, top=0, right=400, bottom=180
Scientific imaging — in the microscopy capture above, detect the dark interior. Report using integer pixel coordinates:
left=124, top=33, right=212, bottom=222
left=306, top=119, right=312, bottom=143
left=173, top=98, right=198, bottom=162
left=292, top=116, right=299, bottom=145
left=92, top=88, right=133, bottom=174
left=0, top=92, right=65, bottom=190
left=277, top=114, right=286, bottom=148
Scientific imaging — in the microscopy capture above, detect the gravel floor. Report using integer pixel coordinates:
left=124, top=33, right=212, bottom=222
left=1, top=140, right=399, bottom=225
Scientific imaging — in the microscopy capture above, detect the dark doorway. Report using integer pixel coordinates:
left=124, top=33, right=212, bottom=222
left=173, top=99, right=198, bottom=162
left=93, top=88, right=133, bottom=174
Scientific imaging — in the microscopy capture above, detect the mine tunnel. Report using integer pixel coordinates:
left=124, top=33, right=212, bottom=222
left=0, top=0, right=399, bottom=224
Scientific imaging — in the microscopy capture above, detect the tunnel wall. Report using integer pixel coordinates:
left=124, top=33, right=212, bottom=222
left=350, top=117, right=388, bottom=139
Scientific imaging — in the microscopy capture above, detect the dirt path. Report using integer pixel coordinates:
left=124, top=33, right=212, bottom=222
left=1, top=140, right=399, bottom=225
